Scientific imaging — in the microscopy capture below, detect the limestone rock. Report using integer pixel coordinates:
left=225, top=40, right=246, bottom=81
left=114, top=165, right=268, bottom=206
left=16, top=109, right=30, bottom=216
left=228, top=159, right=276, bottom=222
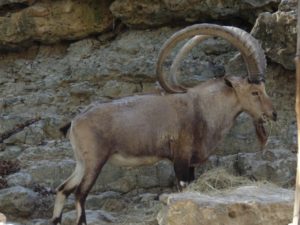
left=6, top=172, right=32, bottom=187
left=17, top=140, right=174, bottom=192
left=252, top=0, right=297, bottom=70
left=0, top=27, right=296, bottom=195
left=100, top=80, right=142, bottom=98
left=85, top=192, right=122, bottom=211
left=0, top=145, right=23, bottom=160
left=198, top=148, right=296, bottom=187
left=238, top=149, right=296, bottom=186
left=63, top=210, right=115, bottom=225
left=0, top=186, right=38, bottom=217
left=88, top=160, right=174, bottom=193
left=0, top=0, right=113, bottom=49
left=23, top=159, right=75, bottom=188
left=0, top=0, right=35, bottom=8
left=0, top=1, right=297, bottom=224
left=31, top=219, right=49, bottom=225
left=0, top=212, right=6, bottom=223
left=110, top=0, right=279, bottom=28
left=157, top=186, right=293, bottom=225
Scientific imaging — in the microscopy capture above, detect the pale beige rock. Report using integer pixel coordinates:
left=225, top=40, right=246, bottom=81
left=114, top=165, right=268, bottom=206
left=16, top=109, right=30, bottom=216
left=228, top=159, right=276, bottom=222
left=158, top=186, right=293, bottom=225
left=0, top=0, right=35, bottom=8
left=0, top=0, right=113, bottom=49
left=252, top=0, right=297, bottom=70
left=63, top=210, right=115, bottom=225
left=0, top=212, right=6, bottom=223
left=110, top=0, right=279, bottom=28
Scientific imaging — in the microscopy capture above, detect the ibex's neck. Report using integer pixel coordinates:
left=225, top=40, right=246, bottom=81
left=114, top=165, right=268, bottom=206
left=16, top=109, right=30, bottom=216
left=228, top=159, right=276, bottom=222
left=188, top=80, right=242, bottom=164
left=190, top=80, right=242, bottom=125
left=208, top=88, right=242, bottom=125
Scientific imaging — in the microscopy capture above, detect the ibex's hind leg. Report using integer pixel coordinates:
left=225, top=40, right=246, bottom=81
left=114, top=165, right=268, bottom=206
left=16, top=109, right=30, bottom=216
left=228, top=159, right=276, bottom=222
left=52, top=163, right=84, bottom=225
left=74, top=158, right=108, bottom=225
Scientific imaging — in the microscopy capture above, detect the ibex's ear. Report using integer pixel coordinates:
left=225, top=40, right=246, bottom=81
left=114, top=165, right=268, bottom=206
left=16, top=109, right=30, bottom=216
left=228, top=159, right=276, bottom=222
left=224, top=77, right=233, bottom=88
left=224, top=76, right=243, bottom=88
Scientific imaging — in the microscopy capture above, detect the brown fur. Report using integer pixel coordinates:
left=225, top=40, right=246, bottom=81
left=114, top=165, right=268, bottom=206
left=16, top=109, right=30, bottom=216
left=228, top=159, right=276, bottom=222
left=52, top=76, right=276, bottom=225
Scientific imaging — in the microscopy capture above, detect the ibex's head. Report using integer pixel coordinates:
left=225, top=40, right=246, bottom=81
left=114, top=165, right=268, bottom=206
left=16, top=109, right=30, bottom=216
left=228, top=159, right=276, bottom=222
left=156, top=23, right=277, bottom=147
left=224, top=76, right=276, bottom=147
left=225, top=76, right=276, bottom=122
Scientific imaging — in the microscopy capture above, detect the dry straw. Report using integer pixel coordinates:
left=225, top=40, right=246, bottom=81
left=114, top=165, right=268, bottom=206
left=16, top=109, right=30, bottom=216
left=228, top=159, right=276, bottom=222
left=186, top=167, right=274, bottom=194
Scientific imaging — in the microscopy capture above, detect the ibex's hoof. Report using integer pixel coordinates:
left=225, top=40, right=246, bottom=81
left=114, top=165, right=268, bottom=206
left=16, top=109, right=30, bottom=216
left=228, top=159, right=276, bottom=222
left=176, top=181, right=188, bottom=192
left=51, top=217, right=61, bottom=225
left=179, top=181, right=188, bottom=188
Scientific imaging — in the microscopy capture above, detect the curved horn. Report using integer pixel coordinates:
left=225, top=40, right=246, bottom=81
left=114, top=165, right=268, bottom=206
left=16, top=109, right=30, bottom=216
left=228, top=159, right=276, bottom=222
left=170, top=35, right=210, bottom=92
left=156, top=24, right=266, bottom=93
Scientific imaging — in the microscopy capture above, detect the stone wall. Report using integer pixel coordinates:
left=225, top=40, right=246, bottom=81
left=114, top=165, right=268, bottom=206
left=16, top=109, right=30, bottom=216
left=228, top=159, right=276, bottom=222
left=0, top=0, right=297, bottom=223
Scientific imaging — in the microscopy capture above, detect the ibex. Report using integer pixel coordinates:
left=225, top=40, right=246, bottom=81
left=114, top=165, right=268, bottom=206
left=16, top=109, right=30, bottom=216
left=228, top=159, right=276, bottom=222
left=52, top=24, right=277, bottom=225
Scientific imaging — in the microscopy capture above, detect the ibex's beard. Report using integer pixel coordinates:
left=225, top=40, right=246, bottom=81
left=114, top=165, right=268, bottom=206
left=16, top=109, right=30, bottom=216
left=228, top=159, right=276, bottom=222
left=254, top=120, right=268, bottom=149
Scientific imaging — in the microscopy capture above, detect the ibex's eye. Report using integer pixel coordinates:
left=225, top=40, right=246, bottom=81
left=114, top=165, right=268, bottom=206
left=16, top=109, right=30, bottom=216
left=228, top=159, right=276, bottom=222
left=252, top=91, right=259, bottom=96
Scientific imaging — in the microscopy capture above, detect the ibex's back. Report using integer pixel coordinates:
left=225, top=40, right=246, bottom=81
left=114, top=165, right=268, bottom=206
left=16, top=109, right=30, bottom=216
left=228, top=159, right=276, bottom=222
left=74, top=95, right=185, bottom=158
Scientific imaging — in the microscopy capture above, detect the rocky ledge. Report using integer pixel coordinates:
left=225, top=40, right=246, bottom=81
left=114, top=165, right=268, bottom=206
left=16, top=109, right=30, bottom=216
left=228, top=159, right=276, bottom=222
left=158, top=185, right=294, bottom=225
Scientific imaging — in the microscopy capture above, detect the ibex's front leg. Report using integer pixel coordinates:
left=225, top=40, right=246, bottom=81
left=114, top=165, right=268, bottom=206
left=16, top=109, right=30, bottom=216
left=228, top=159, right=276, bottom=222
left=188, top=166, right=195, bottom=182
left=173, top=161, right=195, bottom=190
left=173, top=137, right=193, bottom=191
left=174, top=160, right=191, bottom=191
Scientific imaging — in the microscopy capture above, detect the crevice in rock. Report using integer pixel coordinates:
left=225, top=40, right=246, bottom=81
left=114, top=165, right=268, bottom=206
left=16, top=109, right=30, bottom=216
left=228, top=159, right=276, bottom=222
left=138, top=16, right=254, bottom=33
left=0, top=159, right=20, bottom=189
left=0, top=116, right=41, bottom=144
left=0, top=23, right=128, bottom=55
left=0, top=2, right=29, bottom=17
left=205, top=17, right=254, bottom=32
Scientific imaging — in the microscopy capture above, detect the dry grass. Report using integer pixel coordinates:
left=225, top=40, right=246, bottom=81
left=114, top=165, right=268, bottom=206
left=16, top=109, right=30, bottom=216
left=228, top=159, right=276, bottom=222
left=186, top=168, right=273, bottom=193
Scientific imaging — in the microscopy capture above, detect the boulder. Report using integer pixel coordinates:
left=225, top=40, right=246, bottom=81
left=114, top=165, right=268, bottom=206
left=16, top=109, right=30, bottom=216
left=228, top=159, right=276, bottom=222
left=252, top=0, right=297, bottom=70
left=6, top=172, right=32, bottom=187
left=0, top=0, right=35, bottom=8
left=198, top=148, right=296, bottom=187
left=0, top=0, right=113, bottom=50
left=0, top=186, right=38, bottom=218
left=17, top=140, right=174, bottom=192
left=157, top=185, right=293, bottom=225
left=110, top=0, right=279, bottom=28
left=0, top=212, right=6, bottom=223
left=63, top=210, right=115, bottom=225
left=22, top=159, right=75, bottom=188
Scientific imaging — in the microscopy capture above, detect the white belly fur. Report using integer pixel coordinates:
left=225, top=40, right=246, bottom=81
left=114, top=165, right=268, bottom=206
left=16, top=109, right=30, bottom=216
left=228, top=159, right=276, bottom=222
left=108, top=153, right=162, bottom=167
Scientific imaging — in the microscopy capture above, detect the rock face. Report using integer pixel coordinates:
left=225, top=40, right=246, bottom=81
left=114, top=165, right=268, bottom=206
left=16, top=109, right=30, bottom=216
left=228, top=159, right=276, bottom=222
left=0, top=0, right=297, bottom=224
left=199, top=148, right=297, bottom=187
left=0, top=186, right=38, bottom=217
left=110, top=0, right=280, bottom=28
left=252, top=0, right=297, bottom=70
left=0, top=0, right=296, bottom=71
left=0, top=0, right=113, bottom=50
left=157, top=186, right=293, bottom=225
left=62, top=210, right=116, bottom=225
left=0, top=27, right=296, bottom=195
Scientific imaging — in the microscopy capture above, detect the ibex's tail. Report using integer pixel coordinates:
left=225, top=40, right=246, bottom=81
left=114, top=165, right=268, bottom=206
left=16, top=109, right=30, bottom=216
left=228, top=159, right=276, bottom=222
left=59, top=122, right=71, bottom=137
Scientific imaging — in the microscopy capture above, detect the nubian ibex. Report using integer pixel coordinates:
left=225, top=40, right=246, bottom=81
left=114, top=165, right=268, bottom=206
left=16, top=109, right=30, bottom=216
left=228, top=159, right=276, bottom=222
left=52, top=24, right=276, bottom=225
